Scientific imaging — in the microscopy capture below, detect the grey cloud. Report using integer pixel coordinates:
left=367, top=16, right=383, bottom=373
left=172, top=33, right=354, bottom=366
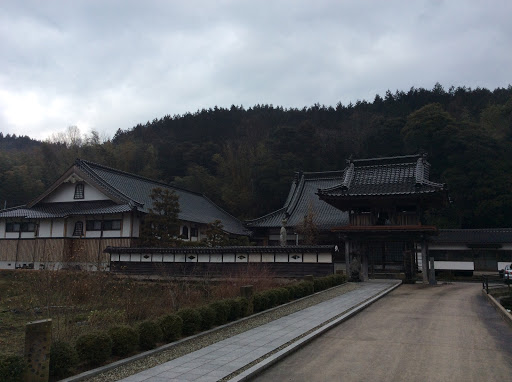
left=0, top=0, right=511, bottom=140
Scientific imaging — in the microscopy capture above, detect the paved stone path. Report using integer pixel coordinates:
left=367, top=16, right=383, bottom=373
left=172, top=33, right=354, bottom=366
left=119, top=280, right=400, bottom=382
left=252, top=282, right=512, bottom=382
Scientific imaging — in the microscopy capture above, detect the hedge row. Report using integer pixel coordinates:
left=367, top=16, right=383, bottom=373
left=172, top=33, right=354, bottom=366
left=2, top=273, right=346, bottom=380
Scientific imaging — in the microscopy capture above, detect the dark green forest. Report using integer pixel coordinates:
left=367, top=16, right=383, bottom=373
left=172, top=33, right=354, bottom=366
left=1, top=83, right=512, bottom=228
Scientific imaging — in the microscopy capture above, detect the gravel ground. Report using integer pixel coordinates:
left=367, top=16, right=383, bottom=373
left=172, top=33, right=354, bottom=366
left=85, top=282, right=358, bottom=382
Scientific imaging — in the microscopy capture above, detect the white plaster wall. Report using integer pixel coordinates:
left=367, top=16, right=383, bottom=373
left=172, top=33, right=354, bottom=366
left=0, top=261, right=15, bottom=269
left=43, top=182, right=110, bottom=203
left=52, top=220, right=65, bottom=237
left=434, top=261, right=474, bottom=270
left=4, top=232, right=19, bottom=239
left=122, top=214, right=131, bottom=237
left=132, top=216, right=140, bottom=237
left=38, top=221, right=52, bottom=237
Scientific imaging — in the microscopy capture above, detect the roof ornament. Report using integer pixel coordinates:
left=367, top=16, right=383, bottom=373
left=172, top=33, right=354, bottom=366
left=280, top=218, right=288, bottom=246
left=415, top=155, right=426, bottom=187
left=341, top=162, right=355, bottom=191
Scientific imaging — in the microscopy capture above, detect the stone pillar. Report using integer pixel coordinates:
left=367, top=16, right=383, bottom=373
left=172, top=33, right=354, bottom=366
left=24, top=319, right=52, bottom=382
left=429, top=257, right=437, bottom=285
left=421, top=240, right=428, bottom=284
left=344, top=240, right=350, bottom=278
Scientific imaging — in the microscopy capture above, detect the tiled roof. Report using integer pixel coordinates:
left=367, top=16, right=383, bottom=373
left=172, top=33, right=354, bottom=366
left=432, top=229, right=512, bottom=244
left=0, top=160, right=249, bottom=236
left=0, top=201, right=132, bottom=219
left=73, top=160, right=250, bottom=236
left=318, top=154, right=446, bottom=198
left=105, top=245, right=334, bottom=254
left=246, top=171, right=349, bottom=229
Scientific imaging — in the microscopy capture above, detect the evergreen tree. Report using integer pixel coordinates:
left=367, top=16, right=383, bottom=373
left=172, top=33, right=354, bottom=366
left=139, top=188, right=181, bottom=247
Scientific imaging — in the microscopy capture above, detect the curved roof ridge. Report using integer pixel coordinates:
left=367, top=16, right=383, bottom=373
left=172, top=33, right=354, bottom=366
left=245, top=207, right=287, bottom=225
left=76, top=159, right=207, bottom=198
left=77, top=160, right=143, bottom=207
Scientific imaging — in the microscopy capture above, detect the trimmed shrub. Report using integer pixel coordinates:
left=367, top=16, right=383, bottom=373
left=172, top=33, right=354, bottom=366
left=108, top=326, right=139, bottom=356
left=296, top=281, right=314, bottom=297
left=50, top=340, right=78, bottom=378
left=275, top=288, right=290, bottom=305
left=75, top=331, right=113, bottom=366
left=197, top=306, right=216, bottom=331
left=252, top=292, right=269, bottom=313
left=209, top=300, right=230, bottom=325
left=137, top=320, right=163, bottom=350
left=237, top=297, right=250, bottom=317
left=314, top=278, right=328, bottom=292
left=177, top=308, right=202, bottom=336
left=0, top=354, right=26, bottom=382
left=159, top=314, right=183, bottom=342
left=285, top=284, right=300, bottom=300
left=266, top=289, right=279, bottom=307
left=227, top=298, right=242, bottom=322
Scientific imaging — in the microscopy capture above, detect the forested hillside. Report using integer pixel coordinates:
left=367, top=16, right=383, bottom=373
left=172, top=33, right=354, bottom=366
left=1, top=84, right=511, bottom=228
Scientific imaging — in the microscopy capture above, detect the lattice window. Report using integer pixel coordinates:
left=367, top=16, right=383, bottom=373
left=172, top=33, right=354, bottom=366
left=73, top=221, right=84, bottom=236
left=74, top=183, right=84, bottom=199
left=182, top=226, right=189, bottom=239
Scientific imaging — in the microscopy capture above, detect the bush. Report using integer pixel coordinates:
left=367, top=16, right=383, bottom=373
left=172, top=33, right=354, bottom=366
left=0, top=354, right=26, bottom=382
left=108, top=326, right=139, bottom=356
left=285, top=285, right=300, bottom=300
left=275, top=288, right=290, bottom=305
left=266, top=289, right=279, bottom=307
left=252, top=292, right=270, bottom=313
left=197, top=306, right=216, bottom=330
left=75, top=331, right=113, bottom=366
left=177, top=308, right=202, bottom=336
left=237, top=297, right=250, bottom=317
left=209, top=300, right=230, bottom=325
left=159, top=314, right=183, bottom=342
left=226, top=298, right=242, bottom=322
left=50, top=340, right=78, bottom=378
left=137, top=321, right=163, bottom=350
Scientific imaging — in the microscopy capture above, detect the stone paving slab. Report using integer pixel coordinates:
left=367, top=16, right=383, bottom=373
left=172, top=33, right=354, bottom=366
left=119, top=280, right=400, bottom=382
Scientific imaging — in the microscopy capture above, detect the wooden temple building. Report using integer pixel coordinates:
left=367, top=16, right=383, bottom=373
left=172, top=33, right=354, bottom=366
left=317, top=154, right=448, bottom=283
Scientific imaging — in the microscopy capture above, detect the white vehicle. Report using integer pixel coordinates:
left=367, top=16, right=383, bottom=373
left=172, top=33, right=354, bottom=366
left=504, top=264, right=512, bottom=282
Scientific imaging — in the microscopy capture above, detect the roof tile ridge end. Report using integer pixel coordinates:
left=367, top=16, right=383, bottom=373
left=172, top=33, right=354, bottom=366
left=78, top=160, right=144, bottom=207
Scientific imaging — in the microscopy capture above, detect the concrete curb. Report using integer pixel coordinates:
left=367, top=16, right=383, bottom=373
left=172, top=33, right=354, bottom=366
left=481, top=289, right=512, bottom=328
left=60, top=282, right=353, bottom=382
left=230, top=280, right=402, bottom=382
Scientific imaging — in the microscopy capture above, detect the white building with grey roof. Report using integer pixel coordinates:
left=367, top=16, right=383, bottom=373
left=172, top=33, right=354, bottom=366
left=0, top=159, right=249, bottom=270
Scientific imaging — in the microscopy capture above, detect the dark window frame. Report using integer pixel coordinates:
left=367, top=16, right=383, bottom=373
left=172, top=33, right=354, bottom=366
left=73, top=221, right=84, bottom=236
left=74, top=183, right=85, bottom=199
left=86, top=219, right=122, bottom=231
left=6, top=222, right=36, bottom=232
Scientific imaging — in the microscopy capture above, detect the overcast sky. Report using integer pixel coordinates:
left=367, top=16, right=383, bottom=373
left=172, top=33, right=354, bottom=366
left=1, top=0, right=511, bottom=141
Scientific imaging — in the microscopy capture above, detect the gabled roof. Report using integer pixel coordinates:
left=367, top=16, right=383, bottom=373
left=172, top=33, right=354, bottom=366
left=246, top=171, right=349, bottom=229
left=0, top=159, right=249, bottom=236
left=0, top=201, right=132, bottom=219
left=317, top=154, right=446, bottom=201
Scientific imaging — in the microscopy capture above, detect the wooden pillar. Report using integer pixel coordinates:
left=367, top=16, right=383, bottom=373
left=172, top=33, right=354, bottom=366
left=361, top=244, right=369, bottom=281
left=421, top=239, right=429, bottom=284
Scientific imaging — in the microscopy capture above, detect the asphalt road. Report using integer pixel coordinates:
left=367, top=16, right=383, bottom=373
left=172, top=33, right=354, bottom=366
left=251, top=282, right=512, bottom=382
